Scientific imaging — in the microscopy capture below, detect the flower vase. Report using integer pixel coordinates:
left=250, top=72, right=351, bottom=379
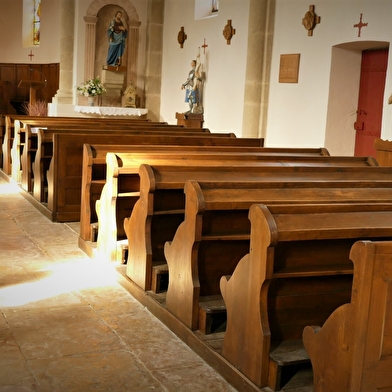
left=88, top=96, right=95, bottom=106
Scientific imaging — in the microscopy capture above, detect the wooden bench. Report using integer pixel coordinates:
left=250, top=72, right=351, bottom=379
left=98, top=148, right=317, bottom=261
left=2, top=114, right=162, bottom=176
left=98, top=151, right=357, bottom=263
left=14, top=122, right=218, bottom=191
left=27, top=125, right=228, bottom=200
left=219, top=203, right=392, bottom=390
left=374, top=137, right=392, bottom=166
left=81, top=145, right=329, bottom=243
left=303, top=239, right=392, bottom=391
left=44, top=132, right=264, bottom=222
left=164, top=178, right=392, bottom=333
left=124, top=163, right=388, bottom=292
left=4, top=112, right=215, bottom=179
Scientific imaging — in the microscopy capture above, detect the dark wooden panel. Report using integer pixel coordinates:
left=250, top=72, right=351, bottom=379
left=0, top=63, right=59, bottom=110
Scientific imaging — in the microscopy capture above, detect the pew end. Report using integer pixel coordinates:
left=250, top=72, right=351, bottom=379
left=303, top=239, right=392, bottom=391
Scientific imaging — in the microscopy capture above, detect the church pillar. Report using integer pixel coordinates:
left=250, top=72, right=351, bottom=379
left=52, top=0, right=75, bottom=105
left=126, top=22, right=141, bottom=96
left=144, top=0, right=164, bottom=121
left=242, top=0, right=275, bottom=138
left=84, top=16, right=98, bottom=81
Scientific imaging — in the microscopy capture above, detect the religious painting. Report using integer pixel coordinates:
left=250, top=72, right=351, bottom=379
left=279, top=54, right=300, bottom=83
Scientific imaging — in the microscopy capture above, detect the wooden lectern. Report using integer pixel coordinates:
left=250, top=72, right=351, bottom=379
left=18, top=80, right=46, bottom=105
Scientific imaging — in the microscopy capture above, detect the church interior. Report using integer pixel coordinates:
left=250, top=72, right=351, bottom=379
left=2, top=0, right=392, bottom=391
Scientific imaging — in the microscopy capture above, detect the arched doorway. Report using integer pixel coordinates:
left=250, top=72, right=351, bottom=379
left=324, top=41, right=389, bottom=156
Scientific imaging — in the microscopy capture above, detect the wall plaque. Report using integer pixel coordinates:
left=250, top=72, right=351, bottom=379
left=279, top=54, right=300, bottom=83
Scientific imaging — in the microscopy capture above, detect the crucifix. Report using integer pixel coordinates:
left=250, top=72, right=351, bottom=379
left=302, top=5, right=320, bottom=36
left=223, top=20, right=236, bottom=44
left=28, top=50, right=34, bottom=61
left=201, top=38, right=208, bottom=54
left=354, top=14, right=368, bottom=37
left=177, top=26, right=187, bottom=48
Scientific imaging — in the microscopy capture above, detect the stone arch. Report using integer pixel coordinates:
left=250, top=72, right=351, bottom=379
left=83, top=0, right=141, bottom=97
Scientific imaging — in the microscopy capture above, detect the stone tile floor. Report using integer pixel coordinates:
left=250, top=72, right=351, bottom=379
left=0, top=177, right=239, bottom=392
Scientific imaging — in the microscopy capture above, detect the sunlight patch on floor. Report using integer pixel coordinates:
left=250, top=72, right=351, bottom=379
left=0, top=179, right=22, bottom=195
left=0, top=257, right=119, bottom=307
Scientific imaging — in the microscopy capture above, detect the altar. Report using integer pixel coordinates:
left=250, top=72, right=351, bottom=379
left=74, top=105, right=148, bottom=117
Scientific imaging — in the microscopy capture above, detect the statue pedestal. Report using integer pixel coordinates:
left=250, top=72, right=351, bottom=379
left=101, top=67, right=126, bottom=106
left=176, top=112, right=204, bottom=128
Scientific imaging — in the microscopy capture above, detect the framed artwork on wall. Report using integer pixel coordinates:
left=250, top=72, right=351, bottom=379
left=279, top=54, right=300, bottom=83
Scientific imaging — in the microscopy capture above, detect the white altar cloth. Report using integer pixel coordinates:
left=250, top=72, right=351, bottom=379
left=74, top=106, right=148, bottom=117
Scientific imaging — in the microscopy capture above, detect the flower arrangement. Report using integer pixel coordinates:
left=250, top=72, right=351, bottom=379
left=77, top=77, right=106, bottom=96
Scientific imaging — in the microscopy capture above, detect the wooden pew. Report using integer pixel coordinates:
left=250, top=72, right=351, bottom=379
left=45, top=132, right=264, bottom=222
left=4, top=112, right=215, bottom=179
left=124, top=163, right=387, bottom=292
left=374, top=138, right=392, bottom=166
left=15, top=122, right=218, bottom=191
left=28, top=125, right=228, bottom=200
left=219, top=203, right=392, bottom=390
left=303, top=239, right=392, bottom=392
left=164, top=179, right=392, bottom=333
left=81, top=145, right=329, bottom=243
left=98, top=150, right=308, bottom=261
left=12, top=120, right=106, bottom=184
left=98, top=151, right=361, bottom=263
left=2, top=114, right=160, bottom=175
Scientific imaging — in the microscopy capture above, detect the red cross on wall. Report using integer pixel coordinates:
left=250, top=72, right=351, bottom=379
left=201, top=39, right=208, bottom=54
left=354, top=14, right=368, bottom=37
left=28, top=50, right=34, bottom=61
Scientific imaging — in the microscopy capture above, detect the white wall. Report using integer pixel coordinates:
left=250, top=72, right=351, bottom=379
left=0, top=0, right=61, bottom=64
left=3, top=0, right=392, bottom=151
left=266, top=0, right=392, bottom=153
left=160, top=0, right=250, bottom=134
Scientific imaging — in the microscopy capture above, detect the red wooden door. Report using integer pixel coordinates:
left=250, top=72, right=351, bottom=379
left=354, top=49, right=388, bottom=157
